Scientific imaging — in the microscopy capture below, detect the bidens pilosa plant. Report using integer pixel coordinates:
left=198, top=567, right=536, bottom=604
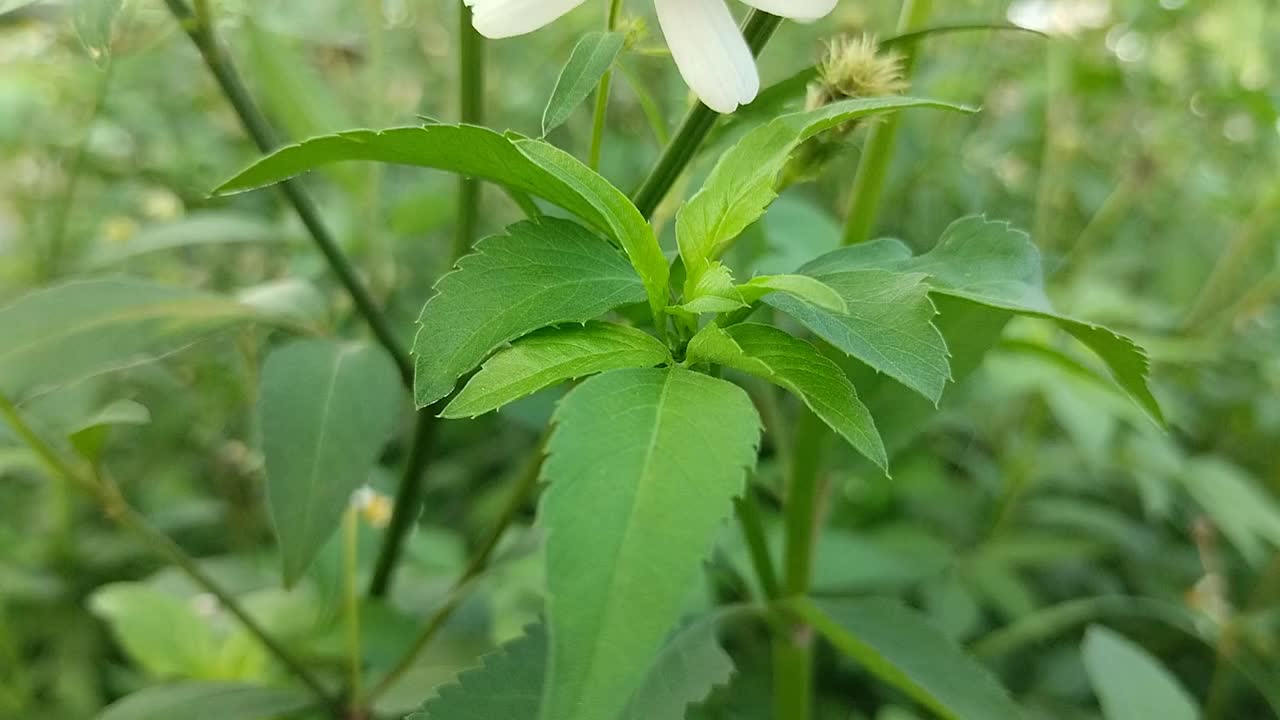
left=0, top=2, right=1178, bottom=720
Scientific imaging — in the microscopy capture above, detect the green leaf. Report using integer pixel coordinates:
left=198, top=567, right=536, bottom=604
left=0, top=1, right=41, bottom=15
left=259, top=339, right=403, bottom=584
left=676, top=97, right=974, bottom=292
left=88, top=583, right=219, bottom=679
left=0, top=279, right=268, bottom=400
left=411, top=624, right=547, bottom=720
left=96, top=682, right=312, bottom=720
left=413, top=218, right=648, bottom=407
left=619, top=610, right=740, bottom=720
left=85, top=212, right=287, bottom=267
left=1180, top=458, right=1280, bottom=566
left=540, top=368, right=761, bottom=720
left=765, top=270, right=951, bottom=403
left=1081, top=626, right=1200, bottom=720
left=442, top=322, right=669, bottom=419
left=542, top=32, right=626, bottom=136
left=677, top=270, right=846, bottom=316
left=687, top=324, right=885, bottom=469
left=67, top=399, right=150, bottom=461
left=788, top=596, right=1023, bottom=720
left=513, top=139, right=669, bottom=317
left=74, top=0, right=123, bottom=65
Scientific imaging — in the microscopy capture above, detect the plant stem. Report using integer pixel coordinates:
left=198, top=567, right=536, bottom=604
left=631, top=10, right=783, bottom=218
left=0, top=392, right=337, bottom=711
left=1183, top=185, right=1280, bottom=330
left=342, top=508, right=364, bottom=711
left=455, top=1, right=485, bottom=260
left=588, top=0, right=626, bottom=170
left=735, top=488, right=780, bottom=600
left=367, top=410, right=437, bottom=596
left=840, top=0, right=934, bottom=245
left=369, top=436, right=545, bottom=700
left=163, top=0, right=413, bottom=384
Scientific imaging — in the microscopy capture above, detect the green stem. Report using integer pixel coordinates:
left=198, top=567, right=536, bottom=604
left=735, top=487, right=780, bottom=600
left=588, top=0, right=625, bottom=170
left=367, top=410, right=437, bottom=597
left=455, top=1, right=485, bottom=260
left=631, top=10, right=783, bottom=218
left=342, top=508, right=363, bottom=710
left=840, top=0, right=934, bottom=245
left=1184, top=185, right=1280, bottom=330
left=0, top=392, right=337, bottom=712
left=1030, top=40, right=1071, bottom=253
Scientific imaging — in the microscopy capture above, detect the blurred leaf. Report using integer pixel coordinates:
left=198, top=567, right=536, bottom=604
left=540, top=368, right=760, bottom=720
left=413, top=218, right=646, bottom=407
left=1081, top=626, right=1200, bottom=720
left=0, top=0, right=41, bottom=14
left=442, top=321, right=669, bottom=419
left=74, top=0, right=122, bottom=66
left=84, top=213, right=286, bottom=268
left=542, top=32, right=625, bottom=136
left=236, top=279, right=328, bottom=329
left=96, top=682, right=311, bottom=720
left=67, top=398, right=150, bottom=461
left=258, top=339, right=402, bottom=584
left=1181, top=458, right=1280, bottom=566
left=789, top=596, right=1023, bottom=720
left=88, top=583, right=218, bottom=679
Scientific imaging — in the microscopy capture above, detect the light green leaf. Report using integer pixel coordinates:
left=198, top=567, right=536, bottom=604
left=542, top=32, right=626, bottom=136
left=413, top=219, right=647, bottom=407
left=89, top=583, right=219, bottom=679
left=1082, top=626, right=1200, bottom=720
left=0, top=279, right=268, bottom=400
left=739, top=275, right=846, bottom=313
left=619, top=610, right=740, bottom=720
left=513, top=139, right=669, bottom=317
left=74, top=0, right=123, bottom=65
left=765, top=270, right=951, bottom=403
left=96, top=682, right=312, bottom=720
left=688, top=324, right=885, bottom=469
left=540, top=368, right=761, bottom=720
left=259, top=340, right=403, bottom=584
left=676, top=97, right=974, bottom=292
left=410, top=624, right=547, bottom=720
left=788, top=596, right=1023, bottom=720
left=1181, top=458, right=1280, bottom=566
left=0, top=1, right=41, bottom=15
left=67, top=399, right=150, bottom=461
left=677, top=268, right=846, bottom=316
left=442, top=322, right=669, bottom=419
left=85, top=212, right=287, bottom=267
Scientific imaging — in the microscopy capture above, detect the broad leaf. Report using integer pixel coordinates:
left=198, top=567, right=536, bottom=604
left=540, top=368, right=761, bottom=720
left=89, top=583, right=219, bottom=679
left=765, top=270, right=951, bottom=403
left=259, top=339, right=403, bottom=584
left=678, top=270, right=846, bottom=316
left=411, top=624, right=547, bottom=720
left=676, top=97, right=974, bottom=292
left=0, top=279, right=268, bottom=399
left=543, top=32, right=626, bottom=136
left=789, top=597, right=1023, bottom=720
left=96, top=682, right=311, bottom=720
left=1081, top=626, right=1200, bottom=720
left=413, top=218, right=647, bottom=407
left=442, top=322, right=669, bottom=419
left=687, top=324, right=886, bottom=469
left=802, top=218, right=1163, bottom=424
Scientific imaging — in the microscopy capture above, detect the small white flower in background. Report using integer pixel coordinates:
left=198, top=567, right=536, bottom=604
left=352, top=485, right=394, bottom=529
left=463, top=0, right=839, bottom=114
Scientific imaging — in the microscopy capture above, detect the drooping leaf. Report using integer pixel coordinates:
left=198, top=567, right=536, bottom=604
left=85, top=212, right=287, bottom=267
left=676, top=97, right=974, bottom=292
left=788, top=596, right=1023, bottom=720
left=765, top=270, right=951, bottom=403
left=0, top=279, right=269, bottom=400
left=442, top=322, right=669, bottom=419
left=413, top=218, right=647, bottom=407
left=258, top=340, right=403, bottom=584
left=67, top=399, right=150, bottom=461
left=540, top=368, right=761, bottom=720
left=1081, top=626, right=1200, bottom=720
left=542, top=32, right=626, bottom=136
left=1180, top=458, right=1280, bottom=566
left=88, top=583, right=219, bottom=679
left=96, top=682, right=312, bottom=720
left=687, top=324, right=885, bottom=469
left=410, top=624, right=547, bottom=720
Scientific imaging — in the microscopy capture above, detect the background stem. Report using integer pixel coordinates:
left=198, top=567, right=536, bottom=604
left=455, top=1, right=486, bottom=260
left=588, top=0, right=625, bottom=170
left=342, top=508, right=363, bottom=711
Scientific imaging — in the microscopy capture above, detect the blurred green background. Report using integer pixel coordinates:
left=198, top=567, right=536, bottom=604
left=1, top=0, right=1278, bottom=718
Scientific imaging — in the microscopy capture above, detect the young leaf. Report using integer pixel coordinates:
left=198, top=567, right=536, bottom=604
left=96, top=682, right=311, bottom=720
left=540, top=368, right=761, bottom=720
left=543, top=32, right=626, bottom=136
left=687, top=324, right=886, bottom=470
left=788, top=596, right=1023, bottom=720
left=739, top=275, right=846, bottom=313
left=765, top=270, right=951, bottom=403
left=676, top=97, right=974, bottom=290
left=1081, top=626, right=1200, bottom=720
left=259, top=340, right=403, bottom=584
left=413, top=219, right=647, bottom=407
left=0, top=279, right=267, bottom=400
left=442, top=322, right=669, bottom=419
left=411, top=624, right=547, bottom=720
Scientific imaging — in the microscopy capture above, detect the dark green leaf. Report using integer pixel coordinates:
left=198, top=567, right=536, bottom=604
left=410, top=624, right=547, bottom=720
left=542, top=32, right=625, bottom=136
left=96, top=682, right=311, bottom=720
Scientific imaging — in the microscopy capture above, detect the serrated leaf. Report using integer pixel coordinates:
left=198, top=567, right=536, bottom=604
left=788, top=596, right=1023, bottom=720
left=96, top=682, right=311, bottom=720
left=442, top=322, right=669, bottom=419
left=676, top=97, right=975, bottom=293
left=1082, top=626, right=1200, bottom=720
left=0, top=279, right=268, bottom=400
left=413, top=219, right=647, bottom=407
left=542, top=32, right=626, bottom=136
left=513, top=139, right=668, bottom=317
left=803, top=217, right=1163, bottom=425
left=411, top=624, right=547, bottom=720
left=688, top=324, right=886, bottom=469
left=765, top=270, right=951, bottom=403
left=259, top=340, right=403, bottom=584
left=540, top=368, right=761, bottom=720
left=677, top=269, right=846, bottom=316
left=619, top=609, right=740, bottom=720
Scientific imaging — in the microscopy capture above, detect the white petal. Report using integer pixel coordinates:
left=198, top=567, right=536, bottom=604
left=736, top=0, right=837, bottom=23
left=464, top=0, right=586, bottom=39
left=654, top=0, right=759, bottom=114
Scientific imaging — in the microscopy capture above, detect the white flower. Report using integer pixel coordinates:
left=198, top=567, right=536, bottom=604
left=463, top=0, right=839, bottom=114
